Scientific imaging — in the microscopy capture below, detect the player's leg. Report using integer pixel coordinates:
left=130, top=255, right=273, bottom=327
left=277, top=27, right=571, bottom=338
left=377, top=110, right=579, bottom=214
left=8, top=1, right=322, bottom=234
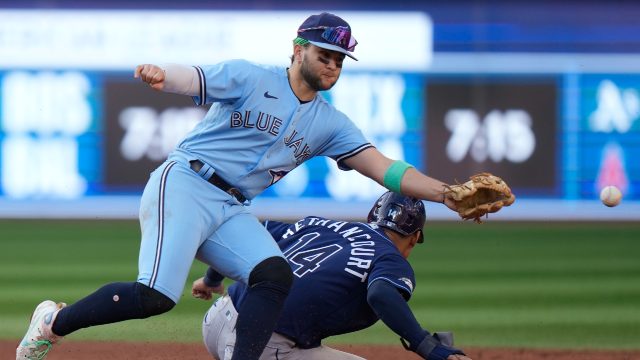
left=56, top=161, right=203, bottom=329
left=202, top=295, right=238, bottom=360
left=258, top=332, right=298, bottom=359
left=51, top=161, right=210, bottom=333
left=49, top=281, right=174, bottom=336
left=17, top=161, right=215, bottom=359
left=202, top=298, right=296, bottom=360
left=196, top=211, right=293, bottom=360
left=221, top=333, right=365, bottom=360
left=293, top=345, right=366, bottom=360
left=135, top=160, right=225, bottom=303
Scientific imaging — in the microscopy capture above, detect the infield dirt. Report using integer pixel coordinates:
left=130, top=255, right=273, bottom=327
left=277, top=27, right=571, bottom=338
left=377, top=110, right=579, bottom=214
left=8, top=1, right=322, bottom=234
left=3, top=340, right=640, bottom=359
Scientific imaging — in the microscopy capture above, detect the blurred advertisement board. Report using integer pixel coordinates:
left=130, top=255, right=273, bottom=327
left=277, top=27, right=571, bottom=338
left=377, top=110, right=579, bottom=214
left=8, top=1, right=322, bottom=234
left=0, top=9, right=430, bottom=203
left=103, top=76, right=204, bottom=191
left=1, top=7, right=640, bottom=219
left=0, top=70, right=100, bottom=199
left=101, top=72, right=424, bottom=200
left=0, top=10, right=432, bottom=72
left=0, top=70, right=423, bottom=200
left=578, top=75, right=640, bottom=200
left=424, top=77, right=558, bottom=196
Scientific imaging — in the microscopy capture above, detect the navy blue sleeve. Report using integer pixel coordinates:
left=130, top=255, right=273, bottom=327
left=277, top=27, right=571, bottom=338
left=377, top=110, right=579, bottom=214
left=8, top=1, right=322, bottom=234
left=367, top=279, right=428, bottom=349
left=203, top=267, right=225, bottom=287
left=263, top=220, right=292, bottom=240
left=367, top=253, right=416, bottom=300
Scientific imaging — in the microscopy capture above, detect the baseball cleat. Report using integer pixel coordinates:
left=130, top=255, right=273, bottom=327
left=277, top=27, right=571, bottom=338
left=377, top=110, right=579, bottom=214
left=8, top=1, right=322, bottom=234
left=16, top=300, right=67, bottom=360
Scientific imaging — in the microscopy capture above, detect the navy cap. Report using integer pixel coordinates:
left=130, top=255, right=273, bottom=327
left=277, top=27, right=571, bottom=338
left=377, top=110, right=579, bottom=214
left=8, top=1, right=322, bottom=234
left=297, top=12, right=358, bottom=61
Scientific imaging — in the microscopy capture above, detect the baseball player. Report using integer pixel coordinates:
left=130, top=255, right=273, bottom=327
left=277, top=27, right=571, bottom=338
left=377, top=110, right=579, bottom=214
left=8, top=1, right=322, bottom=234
left=17, top=12, right=459, bottom=360
left=195, top=192, right=471, bottom=360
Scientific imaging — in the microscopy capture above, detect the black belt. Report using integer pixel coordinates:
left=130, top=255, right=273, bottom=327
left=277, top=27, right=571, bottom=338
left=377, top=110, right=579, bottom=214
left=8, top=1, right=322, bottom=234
left=189, top=160, right=246, bottom=203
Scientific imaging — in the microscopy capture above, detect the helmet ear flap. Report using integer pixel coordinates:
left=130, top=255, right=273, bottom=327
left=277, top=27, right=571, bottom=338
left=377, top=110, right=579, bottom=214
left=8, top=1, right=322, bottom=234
left=367, top=201, right=382, bottom=223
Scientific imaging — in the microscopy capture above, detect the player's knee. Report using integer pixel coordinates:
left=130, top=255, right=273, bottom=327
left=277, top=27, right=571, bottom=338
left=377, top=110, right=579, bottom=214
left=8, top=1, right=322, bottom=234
left=248, top=256, right=293, bottom=292
left=135, top=282, right=176, bottom=317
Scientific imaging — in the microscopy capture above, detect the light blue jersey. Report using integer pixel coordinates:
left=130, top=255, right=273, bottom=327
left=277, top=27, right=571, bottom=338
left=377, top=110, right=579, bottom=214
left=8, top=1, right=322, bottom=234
left=171, top=59, right=372, bottom=199
left=138, top=59, right=373, bottom=302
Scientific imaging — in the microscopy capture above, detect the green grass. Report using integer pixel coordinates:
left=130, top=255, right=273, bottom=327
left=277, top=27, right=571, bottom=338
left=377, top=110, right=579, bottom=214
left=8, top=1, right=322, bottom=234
left=1, top=220, right=639, bottom=349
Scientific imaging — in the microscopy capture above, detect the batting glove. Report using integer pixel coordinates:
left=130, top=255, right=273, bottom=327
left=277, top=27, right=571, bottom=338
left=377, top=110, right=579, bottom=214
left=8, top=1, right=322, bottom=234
left=412, top=333, right=466, bottom=360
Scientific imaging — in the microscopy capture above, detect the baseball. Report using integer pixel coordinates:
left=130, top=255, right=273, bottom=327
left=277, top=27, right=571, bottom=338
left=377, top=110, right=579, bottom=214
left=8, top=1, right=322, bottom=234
left=600, top=186, right=622, bottom=207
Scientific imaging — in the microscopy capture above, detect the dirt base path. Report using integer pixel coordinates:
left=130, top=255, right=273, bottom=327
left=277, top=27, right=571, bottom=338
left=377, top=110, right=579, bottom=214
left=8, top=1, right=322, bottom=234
left=4, top=340, right=640, bottom=359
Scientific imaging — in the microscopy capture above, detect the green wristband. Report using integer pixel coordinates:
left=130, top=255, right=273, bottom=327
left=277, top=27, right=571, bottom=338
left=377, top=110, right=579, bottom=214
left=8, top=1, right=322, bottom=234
left=383, top=160, right=414, bottom=193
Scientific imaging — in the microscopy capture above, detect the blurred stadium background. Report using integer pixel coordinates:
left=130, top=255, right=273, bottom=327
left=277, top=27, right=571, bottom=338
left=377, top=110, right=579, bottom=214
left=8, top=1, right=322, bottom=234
left=1, top=0, right=639, bottom=355
left=1, top=0, right=640, bottom=219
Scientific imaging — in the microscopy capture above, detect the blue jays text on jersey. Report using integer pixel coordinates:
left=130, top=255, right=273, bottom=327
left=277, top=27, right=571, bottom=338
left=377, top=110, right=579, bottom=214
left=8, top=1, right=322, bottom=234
left=230, top=110, right=283, bottom=137
left=227, top=217, right=416, bottom=349
left=169, top=59, right=373, bottom=200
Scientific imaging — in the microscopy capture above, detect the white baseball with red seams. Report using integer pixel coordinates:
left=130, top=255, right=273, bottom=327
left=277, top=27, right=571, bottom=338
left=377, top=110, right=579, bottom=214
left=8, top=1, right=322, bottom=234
left=600, top=186, right=622, bottom=207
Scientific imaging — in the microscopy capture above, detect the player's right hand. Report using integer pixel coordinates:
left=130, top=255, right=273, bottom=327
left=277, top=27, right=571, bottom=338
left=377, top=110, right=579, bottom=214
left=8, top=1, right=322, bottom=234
left=134, top=64, right=166, bottom=91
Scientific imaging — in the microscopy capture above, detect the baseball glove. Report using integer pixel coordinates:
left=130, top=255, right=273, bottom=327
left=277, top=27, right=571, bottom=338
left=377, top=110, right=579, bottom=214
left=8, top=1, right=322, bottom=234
left=444, top=172, right=515, bottom=223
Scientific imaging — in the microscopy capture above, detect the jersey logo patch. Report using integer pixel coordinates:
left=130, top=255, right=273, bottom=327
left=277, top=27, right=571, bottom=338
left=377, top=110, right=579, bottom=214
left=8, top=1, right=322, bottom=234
left=263, top=91, right=279, bottom=99
left=269, top=169, right=290, bottom=185
left=399, top=277, right=414, bottom=292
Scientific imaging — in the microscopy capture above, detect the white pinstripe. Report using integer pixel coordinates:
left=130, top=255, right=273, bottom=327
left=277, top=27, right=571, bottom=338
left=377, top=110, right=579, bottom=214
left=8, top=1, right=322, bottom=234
left=335, top=144, right=373, bottom=164
left=149, top=161, right=176, bottom=288
left=194, top=65, right=206, bottom=106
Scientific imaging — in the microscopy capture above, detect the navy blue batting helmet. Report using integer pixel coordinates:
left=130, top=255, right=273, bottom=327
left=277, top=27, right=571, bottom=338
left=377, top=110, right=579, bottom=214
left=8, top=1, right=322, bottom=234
left=367, top=192, right=426, bottom=243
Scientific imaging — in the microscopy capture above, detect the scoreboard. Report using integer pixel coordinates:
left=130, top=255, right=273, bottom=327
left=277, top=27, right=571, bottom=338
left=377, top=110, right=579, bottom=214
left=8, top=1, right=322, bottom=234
left=0, top=6, right=639, bottom=219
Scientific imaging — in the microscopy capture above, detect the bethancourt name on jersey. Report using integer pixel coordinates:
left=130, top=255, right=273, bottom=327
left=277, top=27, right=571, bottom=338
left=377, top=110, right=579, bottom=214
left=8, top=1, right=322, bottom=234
left=279, top=217, right=379, bottom=283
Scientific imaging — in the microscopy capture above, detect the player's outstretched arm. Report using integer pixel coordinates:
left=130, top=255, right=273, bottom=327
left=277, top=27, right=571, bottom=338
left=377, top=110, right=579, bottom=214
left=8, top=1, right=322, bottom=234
left=134, top=63, right=200, bottom=96
left=343, top=148, right=457, bottom=212
left=367, top=280, right=472, bottom=360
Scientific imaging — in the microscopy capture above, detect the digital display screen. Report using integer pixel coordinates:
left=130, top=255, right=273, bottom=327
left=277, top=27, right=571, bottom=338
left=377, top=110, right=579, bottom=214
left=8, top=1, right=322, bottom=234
left=0, top=70, right=100, bottom=198
left=103, top=76, right=204, bottom=191
left=577, top=75, right=640, bottom=199
left=425, top=77, right=558, bottom=195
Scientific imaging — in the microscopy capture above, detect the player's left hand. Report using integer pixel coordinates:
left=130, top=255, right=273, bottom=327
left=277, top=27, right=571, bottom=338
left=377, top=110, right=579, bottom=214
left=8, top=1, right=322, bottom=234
left=443, top=196, right=458, bottom=213
left=443, top=172, right=515, bottom=223
left=447, top=355, right=473, bottom=360
left=191, top=277, right=225, bottom=300
left=412, top=333, right=470, bottom=360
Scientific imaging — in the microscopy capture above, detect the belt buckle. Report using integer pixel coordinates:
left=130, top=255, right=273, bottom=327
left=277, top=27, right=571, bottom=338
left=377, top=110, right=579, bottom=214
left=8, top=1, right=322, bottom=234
left=189, top=160, right=203, bottom=173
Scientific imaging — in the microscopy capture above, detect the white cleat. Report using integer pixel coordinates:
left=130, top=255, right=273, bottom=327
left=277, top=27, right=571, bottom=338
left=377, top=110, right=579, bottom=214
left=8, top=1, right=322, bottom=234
left=16, top=300, right=67, bottom=360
